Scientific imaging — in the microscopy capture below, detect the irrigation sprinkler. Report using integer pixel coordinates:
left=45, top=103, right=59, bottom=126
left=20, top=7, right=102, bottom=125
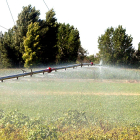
left=0, top=62, right=101, bottom=82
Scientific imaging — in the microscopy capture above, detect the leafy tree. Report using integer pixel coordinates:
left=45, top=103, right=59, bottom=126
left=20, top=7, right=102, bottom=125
left=16, top=5, right=40, bottom=37
left=56, top=23, right=80, bottom=63
left=138, top=42, right=140, bottom=51
left=87, top=55, right=96, bottom=62
left=98, top=25, right=134, bottom=66
left=0, top=37, right=12, bottom=68
left=14, top=5, right=40, bottom=66
left=0, top=29, right=18, bottom=68
left=23, top=8, right=81, bottom=67
left=22, top=22, right=40, bottom=68
left=0, top=6, right=82, bottom=68
left=39, top=9, right=58, bottom=64
left=77, top=46, right=88, bottom=63
left=67, top=27, right=80, bottom=61
left=86, top=54, right=101, bottom=64
left=131, top=42, right=140, bottom=67
left=98, top=27, right=114, bottom=64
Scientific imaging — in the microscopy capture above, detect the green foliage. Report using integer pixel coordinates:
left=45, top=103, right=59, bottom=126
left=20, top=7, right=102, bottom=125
left=1, top=4, right=140, bottom=68
left=132, top=43, right=140, bottom=67
left=39, top=9, right=58, bottom=64
left=0, top=110, right=29, bottom=128
left=87, top=54, right=100, bottom=64
left=46, top=9, right=57, bottom=26
left=76, top=46, right=88, bottom=63
left=14, top=5, right=40, bottom=66
left=0, top=5, right=86, bottom=68
left=138, top=42, right=140, bottom=51
left=56, top=23, right=80, bottom=63
left=0, top=38, right=11, bottom=68
left=0, top=110, right=58, bottom=139
left=0, top=5, right=40, bottom=68
left=98, top=25, right=134, bottom=66
left=1, top=109, right=140, bottom=139
left=0, top=29, right=17, bottom=68
left=22, top=22, right=40, bottom=68
left=57, top=110, right=88, bottom=130
left=22, top=8, right=81, bottom=67
left=16, top=5, right=40, bottom=37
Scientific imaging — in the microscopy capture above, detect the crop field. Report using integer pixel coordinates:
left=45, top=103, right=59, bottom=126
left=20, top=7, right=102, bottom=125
left=1, top=66, right=140, bottom=139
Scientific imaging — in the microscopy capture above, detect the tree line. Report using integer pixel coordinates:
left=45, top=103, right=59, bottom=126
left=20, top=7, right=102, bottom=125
left=0, top=5, right=86, bottom=68
left=1, top=5, right=140, bottom=68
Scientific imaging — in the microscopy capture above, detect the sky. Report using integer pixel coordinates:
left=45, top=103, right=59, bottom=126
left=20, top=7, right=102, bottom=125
left=0, top=0, right=140, bottom=55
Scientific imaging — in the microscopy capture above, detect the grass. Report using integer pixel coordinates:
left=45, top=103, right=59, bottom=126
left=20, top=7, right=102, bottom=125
left=1, top=66, right=140, bottom=139
left=0, top=79, right=140, bottom=126
left=0, top=66, right=140, bottom=123
left=1, top=78, right=140, bottom=94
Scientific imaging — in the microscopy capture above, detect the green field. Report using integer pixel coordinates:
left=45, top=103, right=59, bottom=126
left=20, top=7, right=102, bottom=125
left=1, top=67, right=140, bottom=123
left=1, top=66, right=140, bottom=139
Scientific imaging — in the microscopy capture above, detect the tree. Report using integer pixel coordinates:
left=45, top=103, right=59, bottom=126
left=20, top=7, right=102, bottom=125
left=17, top=5, right=40, bottom=37
left=13, top=5, right=40, bottom=66
left=22, top=22, right=40, bottom=68
left=22, top=8, right=81, bottom=67
left=56, top=23, right=80, bottom=63
left=67, top=27, right=80, bottom=61
left=0, top=35, right=11, bottom=68
left=0, top=6, right=82, bottom=68
left=98, top=25, right=134, bottom=66
left=98, top=27, right=114, bottom=64
left=39, top=9, right=58, bottom=64
left=87, top=55, right=95, bottom=62
left=0, top=29, right=18, bottom=68
left=87, top=54, right=101, bottom=64
left=77, top=46, right=88, bottom=63
left=138, top=42, right=140, bottom=51
left=131, top=42, right=140, bottom=67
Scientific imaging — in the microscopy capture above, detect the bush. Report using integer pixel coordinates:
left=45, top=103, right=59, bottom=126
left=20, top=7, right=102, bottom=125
left=1, top=109, right=140, bottom=139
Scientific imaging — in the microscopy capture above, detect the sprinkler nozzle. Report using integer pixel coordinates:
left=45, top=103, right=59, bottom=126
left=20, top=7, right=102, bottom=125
left=91, top=62, right=93, bottom=65
left=47, top=67, right=52, bottom=73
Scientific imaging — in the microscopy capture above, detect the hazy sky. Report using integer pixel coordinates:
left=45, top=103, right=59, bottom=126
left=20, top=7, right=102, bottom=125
left=0, top=0, right=140, bottom=55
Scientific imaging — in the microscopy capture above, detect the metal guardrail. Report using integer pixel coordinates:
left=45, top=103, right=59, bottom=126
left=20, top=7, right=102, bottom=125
left=0, top=62, right=95, bottom=82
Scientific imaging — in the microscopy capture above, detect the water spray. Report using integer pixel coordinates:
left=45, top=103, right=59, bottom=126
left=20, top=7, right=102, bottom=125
left=0, top=62, right=102, bottom=82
